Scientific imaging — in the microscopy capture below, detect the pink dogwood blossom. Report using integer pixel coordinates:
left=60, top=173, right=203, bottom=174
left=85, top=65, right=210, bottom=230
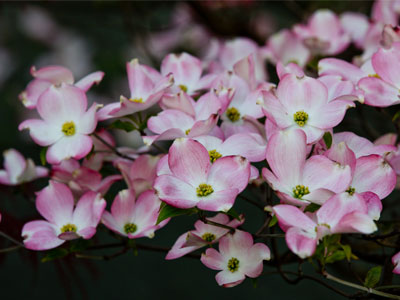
left=273, top=193, right=377, bottom=258
left=201, top=230, right=270, bottom=287
left=263, top=129, right=352, bottom=206
left=102, top=189, right=168, bottom=239
left=97, top=59, right=174, bottom=119
left=19, top=65, right=104, bottom=109
left=19, top=84, right=99, bottom=164
left=261, top=74, right=354, bottom=143
left=0, top=149, right=48, bottom=185
left=154, top=138, right=250, bottom=212
left=22, top=181, right=106, bottom=250
left=166, top=213, right=243, bottom=260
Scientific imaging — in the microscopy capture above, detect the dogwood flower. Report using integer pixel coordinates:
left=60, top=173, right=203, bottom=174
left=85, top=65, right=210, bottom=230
left=273, top=192, right=377, bottom=258
left=201, top=230, right=270, bottom=287
left=166, top=213, right=244, bottom=260
left=22, top=181, right=106, bottom=251
left=293, top=9, right=351, bottom=55
left=261, top=74, right=354, bottom=143
left=102, top=189, right=168, bottom=239
left=97, top=59, right=174, bottom=120
left=19, top=65, right=104, bottom=109
left=154, top=138, right=250, bottom=212
left=263, top=129, right=352, bottom=206
left=359, top=42, right=400, bottom=107
left=19, top=83, right=99, bottom=164
left=0, top=149, right=48, bottom=185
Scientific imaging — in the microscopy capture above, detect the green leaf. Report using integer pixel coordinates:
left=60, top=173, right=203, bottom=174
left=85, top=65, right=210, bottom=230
left=325, top=250, right=346, bottom=264
left=323, top=132, right=333, bottom=149
left=268, top=215, right=278, bottom=227
left=304, top=203, right=321, bottom=213
left=224, top=208, right=241, bottom=221
left=40, top=147, right=47, bottom=166
left=364, top=266, right=382, bottom=288
left=156, top=202, right=198, bottom=225
left=41, top=248, right=69, bottom=262
left=393, top=110, right=400, bottom=122
left=251, top=277, right=258, bottom=288
left=341, top=244, right=352, bottom=261
left=109, top=120, right=136, bottom=132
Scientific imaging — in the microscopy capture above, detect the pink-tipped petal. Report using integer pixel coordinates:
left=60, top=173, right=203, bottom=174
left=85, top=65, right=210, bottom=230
left=303, top=155, right=352, bottom=193
left=18, top=119, right=63, bottom=146
left=75, top=71, right=104, bottom=92
left=266, top=128, right=307, bottom=189
left=168, top=138, right=210, bottom=186
left=285, top=227, right=317, bottom=259
left=110, top=189, right=136, bottom=225
left=392, top=252, right=400, bottom=274
left=46, top=135, right=93, bottom=164
left=31, top=65, right=74, bottom=84
left=207, top=156, right=250, bottom=193
left=154, top=175, right=198, bottom=209
left=372, top=43, right=400, bottom=87
left=201, top=248, right=225, bottom=270
left=3, top=149, right=26, bottom=184
left=22, top=220, right=63, bottom=251
left=352, top=155, right=396, bottom=199
left=359, top=77, right=400, bottom=107
left=273, top=204, right=316, bottom=232
left=36, top=181, right=74, bottom=227
left=196, top=189, right=238, bottom=212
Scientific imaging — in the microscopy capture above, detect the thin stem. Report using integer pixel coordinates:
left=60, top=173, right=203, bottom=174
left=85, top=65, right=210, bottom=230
left=255, top=215, right=272, bottom=236
left=92, top=132, right=135, bottom=161
left=238, top=195, right=265, bottom=210
left=324, top=271, right=400, bottom=299
left=201, top=218, right=236, bottom=233
left=254, top=233, right=285, bottom=238
left=0, top=231, right=24, bottom=247
left=375, top=285, right=400, bottom=291
left=197, top=212, right=236, bottom=233
left=0, top=245, right=23, bottom=253
left=261, top=270, right=351, bottom=298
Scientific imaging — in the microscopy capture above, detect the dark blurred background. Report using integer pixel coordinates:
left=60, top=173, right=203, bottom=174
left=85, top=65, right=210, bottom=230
left=0, top=1, right=392, bottom=299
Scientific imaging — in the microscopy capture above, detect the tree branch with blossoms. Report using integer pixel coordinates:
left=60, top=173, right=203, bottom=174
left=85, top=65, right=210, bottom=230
left=2, top=0, right=400, bottom=298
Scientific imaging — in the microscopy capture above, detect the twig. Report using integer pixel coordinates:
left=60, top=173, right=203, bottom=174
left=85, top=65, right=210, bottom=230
left=238, top=195, right=265, bottom=210
left=0, top=245, right=23, bottom=253
left=0, top=231, right=24, bottom=247
left=254, top=233, right=285, bottom=238
left=92, top=132, right=135, bottom=161
left=261, top=270, right=351, bottom=298
left=323, top=271, right=400, bottom=299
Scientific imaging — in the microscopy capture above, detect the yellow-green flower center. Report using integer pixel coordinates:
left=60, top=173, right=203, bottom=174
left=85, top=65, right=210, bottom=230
left=179, top=84, right=188, bottom=93
left=293, top=185, right=310, bottom=199
left=346, top=186, right=356, bottom=196
left=185, top=129, right=191, bottom=135
left=60, top=223, right=77, bottom=233
left=209, top=149, right=222, bottom=163
left=202, top=232, right=216, bottom=242
left=226, top=107, right=241, bottom=122
left=129, top=98, right=143, bottom=103
left=124, top=223, right=137, bottom=234
left=227, top=257, right=240, bottom=273
left=62, top=121, right=76, bottom=136
left=293, top=111, right=309, bottom=127
left=196, top=183, right=214, bottom=197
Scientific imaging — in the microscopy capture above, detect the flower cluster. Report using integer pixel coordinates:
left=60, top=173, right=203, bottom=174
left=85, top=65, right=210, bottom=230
left=2, top=0, right=400, bottom=292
